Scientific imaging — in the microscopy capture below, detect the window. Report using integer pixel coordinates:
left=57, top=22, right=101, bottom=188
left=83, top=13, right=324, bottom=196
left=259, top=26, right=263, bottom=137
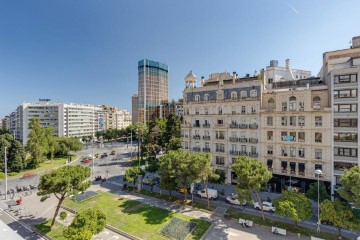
left=289, top=132, right=296, bottom=141
left=267, top=146, right=273, bottom=155
left=298, top=148, right=305, bottom=158
left=231, top=91, right=237, bottom=99
left=334, top=104, right=357, bottom=112
left=217, top=119, right=224, bottom=125
left=282, top=102, right=287, bottom=111
left=204, top=94, right=209, bottom=101
left=218, top=107, right=222, bottom=115
left=251, top=105, right=256, bottom=113
left=267, top=116, right=273, bottom=126
left=250, top=90, right=257, bottom=98
left=315, top=164, right=322, bottom=172
left=315, top=116, right=322, bottom=126
left=267, top=159, right=273, bottom=169
left=298, top=116, right=305, bottom=126
left=299, top=101, right=304, bottom=110
left=268, top=98, right=275, bottom=109
left=205, top=108, right=209, bottom=115
left=217, top=93, right=223, bottom=100
left=315, top=149, right=322, bottom=159
left=240, top=91, right=247, bottom=99
left=216, top=131, right=225, bottom=139
left=231, top=106, right=236, bottom=114
left=241, top=106, right=246, bottom=114
left=281, top=132, right=287, bottom=141
left=267, top=131, right=273, bottom=140
left=194, top=120, right=200, bottom=127
left=281, top=116, right=287, bottom=126
left=195, top=95, right=200, bottom=102
left=231, top=144, right=237, bottom=152
left=268, top=78, right=273, bottom=84
left=289, top=96, right=297, bottom=110
left=195, top=108, right=199, bottom=115
left=281, top=147, right=288, bottom=156
left=313, top=96, right=321, bottom=110
left=215, top=156, right=225, bottom=165
left=315, top=133, right=322, bottom=143
left=334, top=74, right=358, bottom=84
left=215, top=143, right=225, bottom=152
left=298, top=132, right=305, bottom=142
left=334, top=89, right=357, bottom=98
left=290, top=147, right=296, bottom=157
left=334, top=119, right=357, bottom=127
left=281, top=161, right=288, bottom=170
left=334, top=147, right=357, bottom=157
left=251, top=146, right=257, bottom=155
left=334, top=133, right=358, bottom=142
left=289, top=116, right=296, bottom=126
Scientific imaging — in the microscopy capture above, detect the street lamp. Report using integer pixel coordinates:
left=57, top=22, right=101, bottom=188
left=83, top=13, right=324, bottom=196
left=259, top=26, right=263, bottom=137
left=4, top=147, right=8, bottom=200
left=315, top=169, right=323, bottom=233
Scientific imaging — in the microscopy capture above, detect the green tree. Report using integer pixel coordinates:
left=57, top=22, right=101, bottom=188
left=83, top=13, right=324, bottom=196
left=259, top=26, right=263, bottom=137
left=231, top=156, right=272, bottom=221
left=44, top=127, right=57, bottom=162
left=165, top=136, right=181, bottom=151
left=37, top=165, right=91, bottom=228
left=134, top=123, right=148, bottom=160
left=197, top=153, right=219, bottom=209
left=7, top=139, right=26, bottom=172
left=63, top=228, right=93, bottom=240
left=26, top=118, right=47, bottom=168
left=305, top=181, right=330, bottom=203
left=63, top=208, right=106, bottom=239
left=159, top=153, right=177, bottom=198
left=163, top=114, right=181, bottom=148
left=320, top=199, right=360, bottom=238
left=338, top=166, right=360, bottom=208
left=124, top=166, right=145, bottom=187
left=145, top=158, right=160, bottom=177
left=210, top=169, right=226, bottom=184
left=273, top=191, right=312, bottom=226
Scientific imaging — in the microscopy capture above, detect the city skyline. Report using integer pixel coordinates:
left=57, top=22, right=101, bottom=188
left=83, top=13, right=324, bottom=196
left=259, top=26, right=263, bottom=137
left=1, top=0, right=360, bottom=117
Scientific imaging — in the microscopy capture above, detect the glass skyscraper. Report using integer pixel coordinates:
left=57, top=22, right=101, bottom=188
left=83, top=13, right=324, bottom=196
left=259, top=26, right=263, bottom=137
left=137, top=59, right=169, bottom=124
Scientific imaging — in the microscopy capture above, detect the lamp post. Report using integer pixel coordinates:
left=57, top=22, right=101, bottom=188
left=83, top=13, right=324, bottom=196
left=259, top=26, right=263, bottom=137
left=91, top=139, right=94, bottom=179
left=4, top=147, right=8, bottom=200
left=315, top=169, right=323, bottom=233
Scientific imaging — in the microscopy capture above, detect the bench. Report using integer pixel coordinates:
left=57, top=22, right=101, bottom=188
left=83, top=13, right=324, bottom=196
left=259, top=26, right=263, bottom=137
left=239, top=218, right=253, bottom=228
left=272, top=226, right=286, bottom=235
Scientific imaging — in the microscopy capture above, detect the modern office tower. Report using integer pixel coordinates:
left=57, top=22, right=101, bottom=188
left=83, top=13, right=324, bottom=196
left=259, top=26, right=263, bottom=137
left=137, top=59, right=169, bottom=124
left=322, top=36, right=360, bottom=195
left=181, top=71, right=261, bottom=184
left=261, top=77, right=332, bottom=193
left=131, top=94, right=139, bottom=124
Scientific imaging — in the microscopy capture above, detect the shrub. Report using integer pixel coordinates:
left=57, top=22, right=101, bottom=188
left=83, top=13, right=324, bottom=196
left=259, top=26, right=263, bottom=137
left=162, top=218, right=197, bottom=240
left=60, top=211, right=67, bottom=220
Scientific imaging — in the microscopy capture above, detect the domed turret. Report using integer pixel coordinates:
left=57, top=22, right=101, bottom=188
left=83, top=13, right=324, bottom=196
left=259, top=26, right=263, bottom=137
left=185, top=70, right=197, bottom=88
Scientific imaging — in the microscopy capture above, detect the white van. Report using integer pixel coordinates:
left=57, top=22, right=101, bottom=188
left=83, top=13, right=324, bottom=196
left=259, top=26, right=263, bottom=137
left=197, top=188, right=218, bottom=199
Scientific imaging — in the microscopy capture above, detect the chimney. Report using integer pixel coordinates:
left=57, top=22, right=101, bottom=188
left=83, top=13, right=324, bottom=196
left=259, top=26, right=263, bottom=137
left=201, top=76, right=205, bottom=86
left=232, top=71, right=236, bottom=84
left=352, top=36, right=360, bottom=48
left=285, top=59, right=290, bottom=69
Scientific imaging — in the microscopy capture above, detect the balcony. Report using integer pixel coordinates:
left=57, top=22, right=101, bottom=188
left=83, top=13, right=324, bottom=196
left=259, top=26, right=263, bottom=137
left=239, top=124, right=248, bottom=129
left=203, top=148, right=211, bottom=153
left=229, top=124, right=238, bottom=129
left=249, top=123, right=258, bottom=129
left=193, top=135, right=201, bottom=140
left=248, top=152, right=258, bottom=157
left=193, top=124, right=201, bottom=128
left=216, top=149, right=225, bottom=153
left=249, top=138, right=258, bottom=143
left=181, top=135, right=189, bottom=138
left=230, top=150, right=239, bottom=155
left=229, top=137, right=239, bottom=142
left=192, top=147, right=201, bottom=152
left=239, top=137, right=248, bottom=142
left=298, top=171, right=305, bottom=176
left=239, top=151, right=247, bottom=156
left=203, top=136, right=210, bottom=140
left=203, top=124, right=210, bottom=128
left=215, top=136, right=225, bottom=140
left=281, top=168, right=288, bottom=174
left=267, top=167, right=273, bottom=172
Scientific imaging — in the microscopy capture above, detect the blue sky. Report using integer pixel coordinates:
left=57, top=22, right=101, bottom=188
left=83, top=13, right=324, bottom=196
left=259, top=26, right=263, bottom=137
left=1, top=0, right=360, bottom=117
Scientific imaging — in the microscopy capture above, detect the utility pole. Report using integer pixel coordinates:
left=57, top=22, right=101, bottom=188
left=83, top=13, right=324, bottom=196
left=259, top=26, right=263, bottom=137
left=91, top=140, right=94, bottom=179
left=130, top=131, right=133, bottom=158
left=4, top=147, right=8, bottom=200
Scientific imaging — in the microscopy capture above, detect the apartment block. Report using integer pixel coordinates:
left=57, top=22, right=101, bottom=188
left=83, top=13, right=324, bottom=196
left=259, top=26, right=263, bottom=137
left=181, top=71, right=261, bottom=184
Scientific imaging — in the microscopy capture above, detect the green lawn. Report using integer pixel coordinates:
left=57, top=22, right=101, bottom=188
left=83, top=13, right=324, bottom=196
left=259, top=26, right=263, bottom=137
left=9, top=155, right=77, bottom=178
left=63, top=191, right=211, bottom=240
left=35, top=220, right=67, bottom=240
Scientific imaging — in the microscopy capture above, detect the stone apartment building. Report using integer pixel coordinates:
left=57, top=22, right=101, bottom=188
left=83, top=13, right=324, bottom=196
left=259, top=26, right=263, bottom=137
left=181, top=71, right=261, bottom=184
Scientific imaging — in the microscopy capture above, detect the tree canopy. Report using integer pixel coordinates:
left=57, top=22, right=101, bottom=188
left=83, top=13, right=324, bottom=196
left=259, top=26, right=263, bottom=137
left=338, top=166, right=360, bottom=208
left=305, top=181, right=330, bottom=203
left=273, top=191, right=312, bottom=226
left=231, top=156, right=272, bottom=220
left=124, top=166, right=145, bottom=186
left=320, top=199, right=360, bottom=237
left=37, top=165, right=91, bottom=228
left=64, top=208, right=106, bottom=240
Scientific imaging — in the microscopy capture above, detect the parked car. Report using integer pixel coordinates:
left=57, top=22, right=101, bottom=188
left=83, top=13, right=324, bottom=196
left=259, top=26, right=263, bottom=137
left=197, top=188, right=218, bottom=200
left=81, top=158, right=93, bottom=163
left=142, top=177, right=159, bottom=186
left=101, top=153, right=108, bottom=158
left=94, top=153, right=99, bottom=158
left=110, top=150, right=116, bottom=155
left=253, top=201, right=275, bottom=212
left=176, top=187, right=190, bottom=194
left=226, top=194, right=247, bottom=206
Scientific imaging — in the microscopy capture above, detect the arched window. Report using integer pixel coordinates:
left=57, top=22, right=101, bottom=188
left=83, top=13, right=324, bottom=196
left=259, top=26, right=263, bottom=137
left=204, top=94, right=209, bottom=101
left=250, top=90, right=257, bottom=98
left=268, top=98, right=274, bottom=104
left=313, top=96, right=321, bottom=110
left=268, top=98, right=275, bottom=110
left=195, top=95, right=200, bottom=102
left=231, top=91, right=237, bottom=99
left=218, top=106, right=223, bottom=115
left=240, top=91, right=247, bottom=99
left=289, top=96, right=297, bottom=110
